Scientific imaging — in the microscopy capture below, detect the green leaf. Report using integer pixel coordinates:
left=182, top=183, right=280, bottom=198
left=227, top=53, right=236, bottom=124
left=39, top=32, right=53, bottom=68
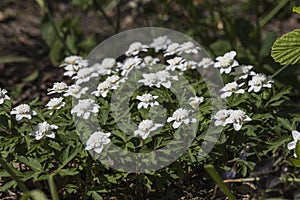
left=271, top=29, right=300, bottom=65
left=58, top=168, right=79, bottom=176
left=22, top=70, right=39, bottom=82
left=288, top=158, right=300, bottom=168
left=296, top=140, right=300, bottom=159
left=0, top=56, right=30, bottom=64
left=16, top=156, right=43, bottom=171
left=293, top=6, right=300, bottom=13
left=0, top=180, right=16, bottom=192
left=90, top=191, right=103, bottom=200
left=49, top=40, right=64, bottom=65
left=21, top=189, right=48, bottom=200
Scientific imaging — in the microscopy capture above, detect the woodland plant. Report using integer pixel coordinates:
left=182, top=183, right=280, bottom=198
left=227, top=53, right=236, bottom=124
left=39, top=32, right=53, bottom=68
left=0, top=33, right=300, bottom=199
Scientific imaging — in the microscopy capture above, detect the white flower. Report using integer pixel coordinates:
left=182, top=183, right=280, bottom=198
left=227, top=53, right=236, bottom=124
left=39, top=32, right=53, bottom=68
left=46, top=97, right=65, bottom=110
left=134, top=119, right=163, bottom=139
left=220, top=82, right=245, bottom=98
left=141, top=56, right=160, bottom=68
left=287, top=131, right=300, bottom=158
left=213, top=109, right=232, bottom=127
left=85, top=131, right=111, bottom=154
left=125, top=42, right=148, bottom=56
left=156, top=70, right=178, bottom=88
left=214, top=51, right=239, bottom=74
left=178, top=41, right=199, bottom=54
left=64, top=84, right=88, bottom=99
left=30, top=122, right=57, bottom=140
left=61, top=56, right=89, bottom=77
left=248, top=73, right=273, bottom=93
left=106, top=75, right=124, bottom=89
left=60, top=55, right=83, bottom=67
left=150, top=36, right=172, bottom=52
left=139, top=70, right=178, bottom=88
left=138, top=73, right=158, bottom=87
left=136, top=93, right=159, bottom=109
left=0, top=88, right=10, bottom=104
left=233, top=65, right=254, bottom=80
left=164, top=43, right=180, bottom=57
left=92, top=81, right=111, bottom=97
left=189, top=96, right=204, bottom=109
left=73, top=67, right=99, bottom=85
left=166, top=57, right=186, bottom=71
left=93, top=58, right=116, bottom=75
left=225, top=110, right=251, bottom=131
left=198, top=57, right=214, bottom=68
left=71, top=99, right=100, bottom=119
left=118, top=56, right=142, bottom=76
left=11, top=104, right=37, bottom=121
left=167, top=108, right=196, bottom=129
left=181, top=60, right=198, bottom=71
left=47, top=82, right=68, bottom=95
left=92, top=75, right=124, bottom=97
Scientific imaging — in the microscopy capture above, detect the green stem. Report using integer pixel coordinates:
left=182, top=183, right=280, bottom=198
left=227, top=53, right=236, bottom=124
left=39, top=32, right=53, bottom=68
left=271, top=64, right=290, bottom=78
left=45, top=0, right=74, bottom=55
left=0, top=157, right=29, bottom=192
left=48, top=174, right=59, bottom=200
left=259, top=0, right=290, bottom=27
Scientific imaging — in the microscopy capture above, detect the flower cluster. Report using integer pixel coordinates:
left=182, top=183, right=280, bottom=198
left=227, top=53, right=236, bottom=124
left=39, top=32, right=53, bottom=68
left=2, top=35, right=279, bottom=155
left=85, top=131, right=111, bottom=154
left=213, top=109, right=251, bottom=131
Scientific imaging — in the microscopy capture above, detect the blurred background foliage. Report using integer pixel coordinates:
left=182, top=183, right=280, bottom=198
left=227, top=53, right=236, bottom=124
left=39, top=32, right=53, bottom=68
left=0, top=0, right=300, bottom=100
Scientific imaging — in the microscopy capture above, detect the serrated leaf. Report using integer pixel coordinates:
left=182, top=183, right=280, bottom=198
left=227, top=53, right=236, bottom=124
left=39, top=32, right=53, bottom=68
left=58, top=168, right=79, bottom=176
left=271, top=29, right=300, bottom=65
left=0, top=180, right=16, bottom=192
left=16, top=156, right=43, bottom=171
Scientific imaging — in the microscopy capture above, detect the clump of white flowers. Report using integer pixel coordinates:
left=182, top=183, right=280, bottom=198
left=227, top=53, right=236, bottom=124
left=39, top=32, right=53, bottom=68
left=5, top=34, right=278, bottom=159
left=213, top=109, right=251, bottom=131
left=85, top=131, right=111, bottom=154
left=30, top=122, right=58, bottom=140
left=60, top=55, right=89, bottom=77
left=47, top=82, right=68, bottom=95
left=136, top=93, right=159, bottom=109
left=134, top=119, right=163, bottom=139
left=71, top=99, right=100, bottom=119
left=189, top=96, right=204, bottom=110
left=11, top=104, right=37, bottom=121
left=214, top=51, right=239, bottom=74
left=167, top=108, right=196, bottom=129
left=46, top=97, right=65, bottom=110
left=220, top=82, right=245, bottom=99
left=248, top=73, right=273, bottom=93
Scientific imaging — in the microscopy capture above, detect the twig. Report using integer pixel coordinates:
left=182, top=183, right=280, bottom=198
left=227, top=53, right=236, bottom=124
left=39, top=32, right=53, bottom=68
left=223, top=177, right=300, bottom=183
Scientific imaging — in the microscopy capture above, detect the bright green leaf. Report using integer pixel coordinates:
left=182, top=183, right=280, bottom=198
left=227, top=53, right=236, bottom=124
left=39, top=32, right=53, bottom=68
left=293, top=6, right=300, bottom=13
left=271, top=29, right=300, bottom=65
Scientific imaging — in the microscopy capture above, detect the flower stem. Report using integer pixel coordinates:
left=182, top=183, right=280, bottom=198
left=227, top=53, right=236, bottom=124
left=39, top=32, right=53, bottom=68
left=271, top=64, right=290, bottom=79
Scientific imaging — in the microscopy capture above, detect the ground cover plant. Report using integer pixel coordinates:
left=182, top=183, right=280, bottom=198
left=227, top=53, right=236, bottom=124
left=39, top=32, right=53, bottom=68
left=1, top=0, right=300, bottom=199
